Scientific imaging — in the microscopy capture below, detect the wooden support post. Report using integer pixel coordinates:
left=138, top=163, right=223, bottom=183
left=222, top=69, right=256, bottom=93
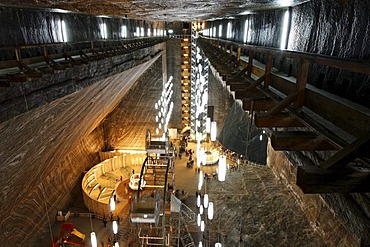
left=270, top=131, right=338, bottom=151
left=247, top=74, right=266, bottom=89
left=255, top=112, right=306, bottom=127
left=297, top=165, right=370, bottom=193
left=226, top=66, right=249, bottom=82
left=294, top=59, right=309, bottom=111
left=230, top=45, right=233, bottom=59
left=267, top=91, right=298, bottom=115
left=321, top=132, right=370, bottom=170
left=247, top=50, right=254, bottom=77
left=237, top=47, right=241, bottom=62
left=264, top=53, right=273, bottom=88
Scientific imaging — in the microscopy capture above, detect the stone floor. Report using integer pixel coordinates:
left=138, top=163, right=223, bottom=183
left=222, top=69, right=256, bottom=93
left=37, top=141, right=325, bottom=247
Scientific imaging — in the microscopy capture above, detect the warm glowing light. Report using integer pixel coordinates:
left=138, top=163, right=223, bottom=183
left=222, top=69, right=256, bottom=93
left=115, top=242, right=119, bottom=247
left=200, top=205, right=204, bottom=215
left=197, top=213, right=201, bottom=226
left=201, top=221, right=205, bottom=232
left=206, top=117, right=211, bottom=133
left=110, top=197, right=116, bottom=211
left=215, top=243, right=222, bottom=247
left=218, top=155, right=227, bottom=182
left=199, top=241, right=203, bottom=247
left=204, top=194, right=209, bottom=208
left=183, top=38, right=189, bottom=42
left=199, top=171, right=203, bottom=187
left=208, top=202, right=214, bottom=220
left=197, top=195, right=201, bottom=207
left=90, top=232, right=98, bottom=247
left=210, top=121, right=217, bottom=141
left=112, top=221, right=118, bottom=234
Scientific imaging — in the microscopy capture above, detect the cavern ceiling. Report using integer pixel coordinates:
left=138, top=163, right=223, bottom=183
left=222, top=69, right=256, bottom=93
left=0, top=0, right=310, bottom=20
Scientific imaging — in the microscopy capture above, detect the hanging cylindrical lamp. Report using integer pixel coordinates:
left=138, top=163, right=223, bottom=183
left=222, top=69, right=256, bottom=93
left=110, top=197, right=116, bottom=211
left=208, top=202, right=214, bottom=220
left=114, top=242, right=119, bottom=247
left=210, top=121, right=217, bottom=141
left=215, top=243, right=222, bottom=247
left=201, top=220, right=205, bottom=232
left=200, top=205, right=204, bottom=215
left=112, top=220, right=118, bottom=234
left=204, top=194, right=209, bottom=209
left=197, top=213, right=201, bottom=226
left=199, top=241, right=203, bottom=247
left=218, top=155, right=227, bottom=182
left=199, top=171, right=203, bottom=187
left=90, top=232, right=98, bottom=247
left=197, top=194, right=201, bottom=207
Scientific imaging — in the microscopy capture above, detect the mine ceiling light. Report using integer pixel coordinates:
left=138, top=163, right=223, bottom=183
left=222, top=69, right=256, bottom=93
left=109, top=196, right=116, bottom=211
left=112, top=220, right=118, bottom=234
left=280, top=9, right=291, bottom=49
left=204, top=194, right=209, bottom=208
left=90, top=232, right=98, bottom=247
left=218, top=155, right=227, bottom=182
left=208, top=202, right=214, bottom=220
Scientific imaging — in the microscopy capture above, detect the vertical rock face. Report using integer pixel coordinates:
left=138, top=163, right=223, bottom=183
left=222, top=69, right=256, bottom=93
left=267, top=142, right=369, bottom=246
left=104, top=57, right=164, bottom=150
left=0, top=56, right=162, bottom=246
left=288, top=0, right=370, bottom=108
left=0, top=6, right=164, bottom=46
left=207, top=69, right=234, bottom=136
left=166, top=39, right=183, bottom=130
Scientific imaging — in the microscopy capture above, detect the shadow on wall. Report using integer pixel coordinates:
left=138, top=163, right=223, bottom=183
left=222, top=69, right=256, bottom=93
left=218, top=101, right=267, bottom=164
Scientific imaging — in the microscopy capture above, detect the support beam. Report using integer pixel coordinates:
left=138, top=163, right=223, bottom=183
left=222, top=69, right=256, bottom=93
left=226, top=66, right=248, bottom=83
left=321, top=132, right=370, bottom=170
left=243, top=98, right=276, bottom=111
left=255, top=112, right=306, bottom=127
left=267, top=91, right=298, bottom=115
left=294, top=59, right=309, bottom=111
left=229, top=83, right=250, bottom=91
left=234, top=88, right=266, bottom=100
left=264, top=53, right=273, bottom=88
left=247, top=74, right=266, bottom=89
left=270, top=131, right=338, bottom=151
left=297, top=165, right=370, bottom=193
left=247, top=50, right=254, bottom=77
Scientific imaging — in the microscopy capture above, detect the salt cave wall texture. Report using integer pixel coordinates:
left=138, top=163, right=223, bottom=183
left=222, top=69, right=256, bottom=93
left=205, top=2, right=370, bottom=245
left=206, top=0, right=370, bottom=108
left=0, top=6, right=164, bottom=46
